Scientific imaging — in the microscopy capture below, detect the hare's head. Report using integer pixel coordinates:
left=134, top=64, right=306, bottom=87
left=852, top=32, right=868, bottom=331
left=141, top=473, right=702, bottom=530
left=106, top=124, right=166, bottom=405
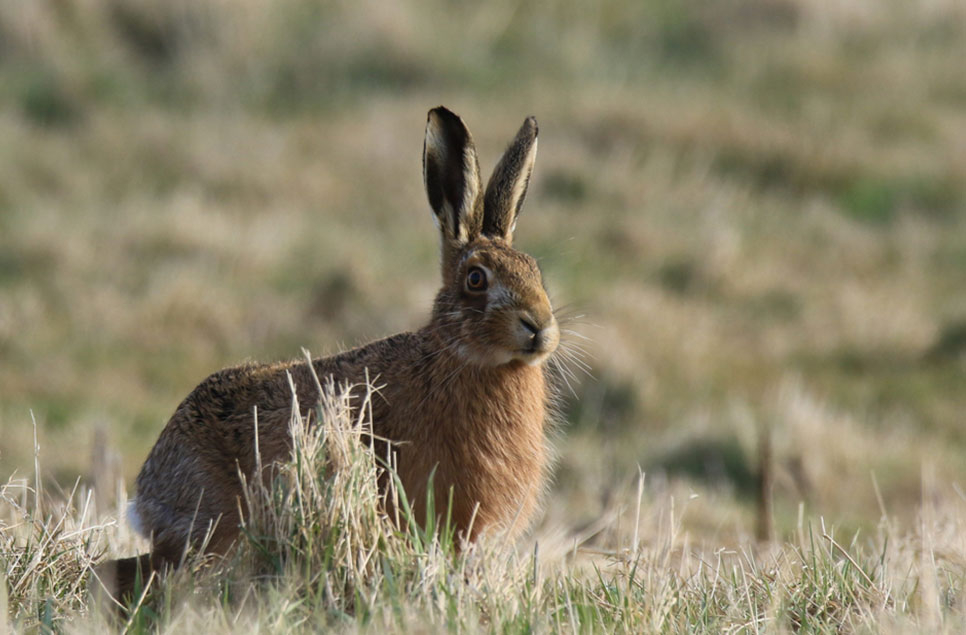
left=423, top=106, right=559, bottom=367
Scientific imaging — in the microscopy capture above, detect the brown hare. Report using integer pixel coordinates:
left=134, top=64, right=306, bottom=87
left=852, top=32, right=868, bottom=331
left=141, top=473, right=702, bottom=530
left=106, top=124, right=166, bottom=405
left=102, top=106, right=560, bottom=600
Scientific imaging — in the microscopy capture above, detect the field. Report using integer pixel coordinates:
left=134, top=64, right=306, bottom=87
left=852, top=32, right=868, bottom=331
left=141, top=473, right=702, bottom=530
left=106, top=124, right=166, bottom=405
left=2, top=0, right=966, bottom=631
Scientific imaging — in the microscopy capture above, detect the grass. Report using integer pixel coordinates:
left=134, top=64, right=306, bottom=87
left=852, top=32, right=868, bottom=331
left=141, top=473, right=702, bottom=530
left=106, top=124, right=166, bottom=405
left=2, top=381, right=966, bottom=632
left=2, top=0, right=966, bottom=630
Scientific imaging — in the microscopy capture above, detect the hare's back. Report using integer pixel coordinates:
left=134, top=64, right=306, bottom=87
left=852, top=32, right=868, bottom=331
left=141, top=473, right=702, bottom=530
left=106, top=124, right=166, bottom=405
left=131, top=361, right=300, bottom=546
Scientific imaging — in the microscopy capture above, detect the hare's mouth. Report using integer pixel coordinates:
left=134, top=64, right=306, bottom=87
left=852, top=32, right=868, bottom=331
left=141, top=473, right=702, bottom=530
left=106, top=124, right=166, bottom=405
left=519, top=336, right=555, bottom=357
left=515, top=348, right=555, bottom=367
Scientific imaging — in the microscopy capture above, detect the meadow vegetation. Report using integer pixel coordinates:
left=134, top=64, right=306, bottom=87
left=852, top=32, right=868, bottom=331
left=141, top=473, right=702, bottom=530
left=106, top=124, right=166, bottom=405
left=2, top=0, right=966, bottom=630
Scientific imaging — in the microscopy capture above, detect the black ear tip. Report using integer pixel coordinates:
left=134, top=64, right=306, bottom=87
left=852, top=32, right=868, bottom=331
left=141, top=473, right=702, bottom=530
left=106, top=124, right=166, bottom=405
left=523, top=116, right=538, bottom=138
left=429, top=106, right=462, bottom=124
left=426, top=107, right=472, bottom=147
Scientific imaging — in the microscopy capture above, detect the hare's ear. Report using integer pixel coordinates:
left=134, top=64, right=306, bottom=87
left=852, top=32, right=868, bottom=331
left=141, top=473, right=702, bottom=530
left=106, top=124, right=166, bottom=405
left=423, top=107, right=483, bottom=254
left=482, top=116, right=538, bottom=244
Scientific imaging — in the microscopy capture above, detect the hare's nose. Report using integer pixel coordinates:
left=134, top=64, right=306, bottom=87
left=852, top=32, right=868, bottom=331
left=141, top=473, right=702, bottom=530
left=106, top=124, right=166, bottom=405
left=519, top=317, right=540, bottom=342
left=515, top=311, right=560, bottom=359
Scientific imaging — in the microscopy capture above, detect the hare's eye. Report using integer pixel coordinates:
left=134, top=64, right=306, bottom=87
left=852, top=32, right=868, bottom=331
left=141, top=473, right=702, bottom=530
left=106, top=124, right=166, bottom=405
left=466, top=267, right=488, bottom=292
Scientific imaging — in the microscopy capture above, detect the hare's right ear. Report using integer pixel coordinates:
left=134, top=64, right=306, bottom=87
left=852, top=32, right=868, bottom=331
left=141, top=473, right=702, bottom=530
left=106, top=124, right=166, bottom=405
left=482, top=116, right=538, bottom=245
left=423, top=107, right=483, bottom=265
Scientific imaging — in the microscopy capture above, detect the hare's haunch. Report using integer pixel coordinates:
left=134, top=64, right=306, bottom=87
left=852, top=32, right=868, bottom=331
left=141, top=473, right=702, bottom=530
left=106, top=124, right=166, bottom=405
left=103, top=107, right=559, bottom=600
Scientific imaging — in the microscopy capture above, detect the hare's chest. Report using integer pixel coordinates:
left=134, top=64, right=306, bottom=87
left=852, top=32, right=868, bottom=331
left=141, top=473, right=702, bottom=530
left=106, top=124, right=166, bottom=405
left=387, top=364, right=549, bottom=537
left=425, top=395, right=548, bottom=536
left=457, top=408, right=547, bottom=534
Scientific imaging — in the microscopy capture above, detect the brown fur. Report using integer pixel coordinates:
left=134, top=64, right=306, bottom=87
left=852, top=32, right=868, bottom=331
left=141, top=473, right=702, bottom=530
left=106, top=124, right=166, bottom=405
left=99, top=107, right=558, bottom=602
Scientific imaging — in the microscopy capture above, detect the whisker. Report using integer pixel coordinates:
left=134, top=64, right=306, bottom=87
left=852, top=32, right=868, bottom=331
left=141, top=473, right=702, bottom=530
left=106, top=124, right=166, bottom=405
left=559, top=347, right=594, bottom=372
left=548, top=356, right=578, bottom=398
left=560, top=329, right=593, bottom=343
left=559, top=341, right=592, bottom=358
left=553, top=344, right=594, bottom=380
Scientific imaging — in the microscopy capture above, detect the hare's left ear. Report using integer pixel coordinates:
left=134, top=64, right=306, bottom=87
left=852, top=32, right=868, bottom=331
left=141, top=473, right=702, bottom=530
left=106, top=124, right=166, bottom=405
left=482, top=116, right=538, bottom=244
left=423, top=107, right=483, bottom=255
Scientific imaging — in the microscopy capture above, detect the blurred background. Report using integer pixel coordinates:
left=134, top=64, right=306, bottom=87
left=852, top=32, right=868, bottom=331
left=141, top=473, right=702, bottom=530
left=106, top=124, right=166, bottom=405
left=1, top=0, right=965, bottom=546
